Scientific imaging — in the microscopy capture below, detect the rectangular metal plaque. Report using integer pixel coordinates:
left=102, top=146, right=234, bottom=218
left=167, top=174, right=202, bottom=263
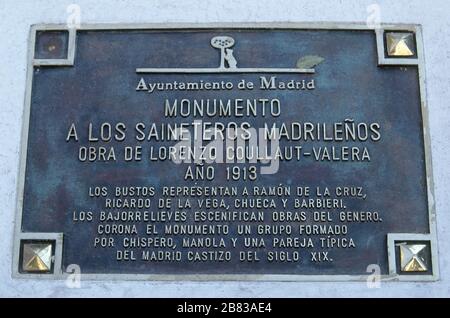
left=14, top=23, right=438, bottom=281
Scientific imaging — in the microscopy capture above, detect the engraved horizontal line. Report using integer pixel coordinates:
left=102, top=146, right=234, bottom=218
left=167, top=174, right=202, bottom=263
left=136, top=68, right=315, bottom=74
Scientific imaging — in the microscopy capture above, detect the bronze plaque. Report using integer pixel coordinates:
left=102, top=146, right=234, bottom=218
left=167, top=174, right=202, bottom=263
left=14, top=23, right=437, bottom=281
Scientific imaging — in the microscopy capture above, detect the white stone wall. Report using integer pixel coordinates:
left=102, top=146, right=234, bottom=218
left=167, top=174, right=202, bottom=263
left=0, top=0, right=449, bottom=297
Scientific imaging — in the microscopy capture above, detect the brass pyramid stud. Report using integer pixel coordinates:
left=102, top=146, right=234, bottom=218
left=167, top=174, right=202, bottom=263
left=386, top=32, right=415, bottom=57
left=399, top=243, right=428, bottom=272
left=21, top=242, right=53, bottom=273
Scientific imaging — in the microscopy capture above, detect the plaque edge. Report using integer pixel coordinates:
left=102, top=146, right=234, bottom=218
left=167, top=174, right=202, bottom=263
left=12, top=22, right=439, bottom=282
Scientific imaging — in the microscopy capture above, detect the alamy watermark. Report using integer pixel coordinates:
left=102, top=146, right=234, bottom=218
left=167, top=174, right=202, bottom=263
left=366, top=264, right=381, bottom=288
left=66, top=4, right=81, bottom=29
left=366, top=3, right=382, bottom=30
left=170, top=120, right=281, bottom=175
